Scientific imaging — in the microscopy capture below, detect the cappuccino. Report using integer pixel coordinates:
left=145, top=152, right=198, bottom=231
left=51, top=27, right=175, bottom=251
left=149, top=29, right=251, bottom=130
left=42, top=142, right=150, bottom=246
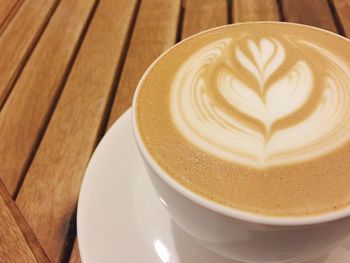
left=135, top=23, right=350, bottom=217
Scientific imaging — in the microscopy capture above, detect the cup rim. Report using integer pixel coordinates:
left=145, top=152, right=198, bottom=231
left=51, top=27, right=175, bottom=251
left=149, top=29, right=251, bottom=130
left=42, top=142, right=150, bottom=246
left=131, top=21, right=350, bottom=226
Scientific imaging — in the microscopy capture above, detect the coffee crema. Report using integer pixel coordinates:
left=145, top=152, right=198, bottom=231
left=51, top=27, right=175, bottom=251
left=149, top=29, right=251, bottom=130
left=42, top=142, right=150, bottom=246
left=136, top=23, right=350, bottom=217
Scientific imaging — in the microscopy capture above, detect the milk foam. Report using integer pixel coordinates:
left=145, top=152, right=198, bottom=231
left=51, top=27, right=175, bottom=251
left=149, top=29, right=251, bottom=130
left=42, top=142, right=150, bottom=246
left=170, top=36, right=350, bottom=167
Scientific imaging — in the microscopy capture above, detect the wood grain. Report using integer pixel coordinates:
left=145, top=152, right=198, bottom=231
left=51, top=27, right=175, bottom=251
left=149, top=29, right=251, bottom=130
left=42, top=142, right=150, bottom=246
left=0, top=0, right=96, bottom=196
left=68, top=240, right=81, bottom=263
left=234, top=0, right=280, bottom=22
left=0, top=179, right=49, bottom=262
left=0, top=0, right=60, bottom=108
left=181, top=0, right=227, bottom=39
left=332, top=0, right=350, bottom=37
left=0, top=0, right=18, bottom=25
left=0, top=203, right=37, bottom=262
left=15, top=0, right=138, bottom=261
left=281, top=0, right=337, bottom=32
left=107, top=0, right=181, bottom=128
left=0, top=180, right=37, bottom=263
left=0, top=0, right=24, bottom=35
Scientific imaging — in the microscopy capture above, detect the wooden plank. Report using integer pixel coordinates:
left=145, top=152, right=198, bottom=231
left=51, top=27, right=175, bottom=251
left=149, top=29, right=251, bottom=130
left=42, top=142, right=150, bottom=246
left=107, top=0, right=181, bottom=128
left=0, top=0, right=96, bottom=196
left=0, top=179, right=49, bottom=262
left=0, top=201, right=37, bottom=262
left=332, top=0, right=350, bottom=37
left=15, top=0, right=138, bottom=261
left=281, top=0, right=337, bottom=32
left=70, top=0, right=181, bottom=260
left=0, top=0, right=60, bottom=108
left=181, top=0, right=227, bottom=39
left=0, top=0, right=24, bottom=35
left=0, top=1, right=18, bottom=26
left=234, top=0, right=280, bottom=22
left=68, top=240, right=81, bottom=263
left=0, top=179, right=38, bottom=263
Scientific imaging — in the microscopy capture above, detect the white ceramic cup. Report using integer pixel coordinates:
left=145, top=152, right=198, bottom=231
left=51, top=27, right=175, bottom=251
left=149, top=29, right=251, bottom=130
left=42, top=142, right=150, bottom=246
left=131, top=22, right=350, bottom=263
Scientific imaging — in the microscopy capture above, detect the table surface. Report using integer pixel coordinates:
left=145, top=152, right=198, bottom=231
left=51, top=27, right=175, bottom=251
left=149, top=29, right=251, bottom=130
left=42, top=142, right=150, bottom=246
left=1, top=0, right=350, bottom=262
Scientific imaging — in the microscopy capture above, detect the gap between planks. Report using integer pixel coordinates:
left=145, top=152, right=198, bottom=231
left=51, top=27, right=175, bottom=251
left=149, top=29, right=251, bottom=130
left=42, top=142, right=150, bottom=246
left=0, top=0, right=61, bottom=110
left=0, top=0, right=25, bottom=36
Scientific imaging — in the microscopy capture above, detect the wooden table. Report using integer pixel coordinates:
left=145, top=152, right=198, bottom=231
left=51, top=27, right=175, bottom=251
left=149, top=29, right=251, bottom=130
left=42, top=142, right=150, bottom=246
left=1, top=0, right=350, bottom=262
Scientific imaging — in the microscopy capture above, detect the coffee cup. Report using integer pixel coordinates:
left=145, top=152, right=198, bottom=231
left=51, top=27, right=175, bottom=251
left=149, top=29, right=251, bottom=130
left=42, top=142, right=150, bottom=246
left=131, top=22, right=350, bottom=262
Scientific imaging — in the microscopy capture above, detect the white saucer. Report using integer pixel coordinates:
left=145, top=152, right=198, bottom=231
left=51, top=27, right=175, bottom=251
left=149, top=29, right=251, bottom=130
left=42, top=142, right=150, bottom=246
left=77, top=109, right=350, bottom=263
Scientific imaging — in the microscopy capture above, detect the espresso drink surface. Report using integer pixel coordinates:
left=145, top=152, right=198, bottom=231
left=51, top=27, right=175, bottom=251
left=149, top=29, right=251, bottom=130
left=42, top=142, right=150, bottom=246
left=136, top=23, right=350, bottom=217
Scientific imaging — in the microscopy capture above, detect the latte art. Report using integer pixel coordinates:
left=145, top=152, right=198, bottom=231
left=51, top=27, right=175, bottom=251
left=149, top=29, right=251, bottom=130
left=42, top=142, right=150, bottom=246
left=171, top=36, right=350, bottom=167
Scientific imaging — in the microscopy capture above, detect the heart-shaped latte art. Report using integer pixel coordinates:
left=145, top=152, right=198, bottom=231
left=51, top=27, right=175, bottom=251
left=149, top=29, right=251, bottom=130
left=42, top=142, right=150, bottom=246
left=170, top=36, right=350, bottom=167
